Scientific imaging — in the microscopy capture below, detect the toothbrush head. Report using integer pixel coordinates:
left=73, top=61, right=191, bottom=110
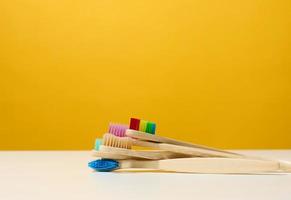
left=102, top=133, right=133, bottom=149
left=94, top=139, right=102, bottom=150
left=129, top=118, right=156, bottom=134
left=108, top=123, right=128, bottom=137
left=88, top=159, right=119, bottom=172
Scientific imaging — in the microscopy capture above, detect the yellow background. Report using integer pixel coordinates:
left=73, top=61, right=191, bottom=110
left=1, top=0, right=291, bottom=150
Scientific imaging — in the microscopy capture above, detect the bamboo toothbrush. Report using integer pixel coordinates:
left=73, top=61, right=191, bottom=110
left=88, top=157, right=291, bottom=174
left=128, top=118, right=241, bottom=156
left=126, top=129, right=241, bottom=156
left=127, top=118, right=268, bottom=159
left=107, top=123, right=243, bottom=158
left=95, top=134, right=190, bottom=160
left=107, top=121, right=290, bottom=166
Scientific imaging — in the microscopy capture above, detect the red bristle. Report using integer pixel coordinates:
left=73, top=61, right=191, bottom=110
left=130, top=118, right=140, bottom=130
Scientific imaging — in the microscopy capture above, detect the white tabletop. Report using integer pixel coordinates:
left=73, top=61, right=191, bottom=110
left=0, top=150, right=290, bottom=200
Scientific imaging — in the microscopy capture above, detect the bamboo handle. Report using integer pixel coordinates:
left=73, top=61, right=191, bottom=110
left=134, top=140, right=242, bottom=158
left=279, top=161, right=291, bottom=172
left=98, top=145, right=189, bottom=160
left=158, top=158, right=281, bottom=173
left=118, top=158, right=288, bottom=174
left=126, top=130, right=242, bottom=157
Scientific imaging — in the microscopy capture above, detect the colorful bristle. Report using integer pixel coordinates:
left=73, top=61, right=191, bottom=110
left=108, top=123, right=128, bottom=137
left=151, top=123, right=156, bottom=134
left=139, top=120, right=147, bottom=132
left=88, top=159, right=119, bottom=172
left=146, top=122, right=156, bottom=134
left=95, top=139, right=102, bottom=150
left=129, top=118, right=140, bottom=130
left=129, top=118, right=156, bottom=134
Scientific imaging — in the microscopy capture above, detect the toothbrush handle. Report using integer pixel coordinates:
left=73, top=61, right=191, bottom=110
left=133, top=140, right=243, bottom=158
left=118, top=158, right=291, bottom=173
left=158, top=158, right=287, bottom=173
left=126, top=130, right=241, bottom=156
left=279, top=161, right=291, bottom=172
left=127, top=130, right=291, bottom=168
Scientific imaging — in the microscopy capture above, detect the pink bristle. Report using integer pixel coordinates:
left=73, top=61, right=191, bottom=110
left=115, top=125, right=119, bottom=136
left=108, top=123, right=128, bottom=137
left=120, top=125, right=127, bottom=136
left=116, top=125, right=120, bottom=136
left=119, top=125, right=123, bottom=136
left=113, top=125, right=118, bottom=136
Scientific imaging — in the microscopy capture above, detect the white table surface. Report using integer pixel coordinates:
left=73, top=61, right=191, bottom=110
left=0, top=150, right=290, bottom=200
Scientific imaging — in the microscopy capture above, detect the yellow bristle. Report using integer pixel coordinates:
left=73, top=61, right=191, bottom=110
left=139, top=120, right=147, bottom=132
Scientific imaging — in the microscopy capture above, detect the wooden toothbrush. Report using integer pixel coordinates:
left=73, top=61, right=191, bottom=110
left=107, top=124, right=243, bottom=158
left=107, top=122, right=284, bottom=162
left=126, top=130, right=289, bottom=162
left=126, top=129, right=251, bottom=158
left=89, top=157, right=291, bottom=174
left=101, top=133, right=243, bottom=158
left=128, top=118, right=242, bottom=156
left=94, top=134, right=192, bottom=160
left=126, top=130, right=290, bottom=163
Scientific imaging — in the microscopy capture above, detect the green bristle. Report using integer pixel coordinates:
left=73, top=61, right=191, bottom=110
left=146, top=122, right=153, bottom=133
left=95, top=139, right=102, bottom=150
left=146, top=122, right=156, bottom=134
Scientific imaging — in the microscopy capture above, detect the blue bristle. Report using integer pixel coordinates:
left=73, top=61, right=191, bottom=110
left=88, top=159, right=119, bottom=172
left=151, top=123, right=156, bottom=134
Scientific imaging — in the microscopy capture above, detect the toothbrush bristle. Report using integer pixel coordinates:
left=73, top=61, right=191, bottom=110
left=139, top=120, right=147, bottom=132
left=102, top=133, right=132, bottom=149
left=129, top=118, right=140, bottom=130
left=108, top=123, right=128, bottom=137
left=151, top=123, right=156, bottom=134
left=94, top=139, right=102, bottom=150
left=146, top=122, right=156, bottom=134
left=129, top=118, right=156, bottom=134
left=88, top=159, right=119, bottom=172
